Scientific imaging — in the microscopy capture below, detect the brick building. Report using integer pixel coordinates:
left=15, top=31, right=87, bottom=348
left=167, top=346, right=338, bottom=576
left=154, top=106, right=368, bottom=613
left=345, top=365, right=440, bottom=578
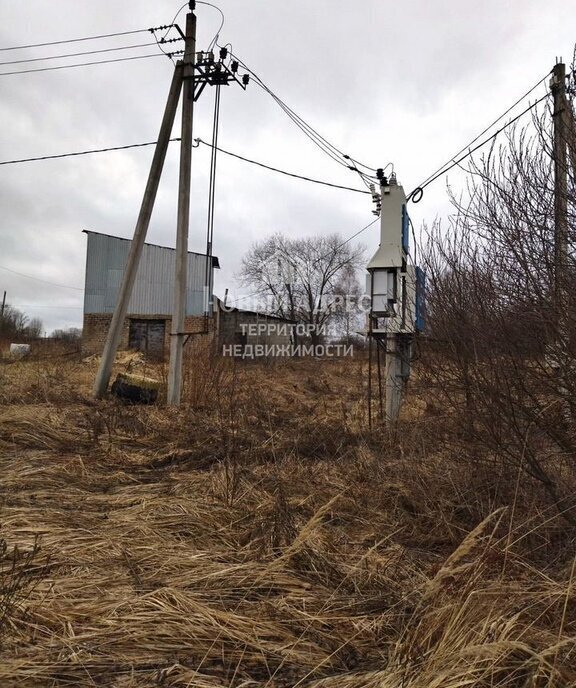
left=82, top=231, right=295, bottom=359
left=82, top=230, right=218, bottom=358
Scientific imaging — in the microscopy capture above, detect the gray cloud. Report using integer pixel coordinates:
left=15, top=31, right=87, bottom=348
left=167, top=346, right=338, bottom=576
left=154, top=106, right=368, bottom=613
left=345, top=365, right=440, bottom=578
left=0, top=0, right=573, bottom=332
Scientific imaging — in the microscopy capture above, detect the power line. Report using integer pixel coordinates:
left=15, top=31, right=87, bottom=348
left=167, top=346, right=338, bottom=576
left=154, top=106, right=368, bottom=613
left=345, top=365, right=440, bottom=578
left=320, top=82, right=552, bottom=264
left=197, top=1, right=225, bottom=51
left=151, top=16, right=186, bottom=63
left=0, top=134, right=369, bottom=197
left=312, top=217, right=379, bottom=265
left=408, top=92, right=550, bottom=202
left=194, top=138, right=370, bottom=194
left=231, top=288, right=273, bottom=306
left=257, top=79, right=361, bottom=171
left=11, top=304, right=83, bottom=309
left=0, top=265, right=83, bottom=290
left=0, top=138, right=181, bottom=166
left=232, top=217, right=379, bottom=306
left=0, top=52, right=168, bottom=76
left=411, top=73, right=551, bottom=195
left=0, top=41, right=168, bottom=67
left=317, top=90, right=550, bottom=263
left=158, top=5, right=188, bottom=43
left=226, top=50, right=379, bottom=180
left=0, top=27, right=168, bottom=52
left=334, top=217, right=379, bottom=250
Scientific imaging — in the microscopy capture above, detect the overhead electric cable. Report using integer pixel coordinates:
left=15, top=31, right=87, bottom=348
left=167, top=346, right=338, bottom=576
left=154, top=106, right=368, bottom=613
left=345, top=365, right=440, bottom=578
left=413, top=72, right=551, bottom=193
left=0, top=52, right=168, bottom=76
left=312, top=217, right=379, bottom=264
left=258, top=83, right=358, bottom=170
left=408, top=92, right=549, bottom=201
left=159, top=4, right=188, bottom=42
left=318, top=92, right=549, bottom=261
left=203, top=85, right=222, bottom=325
left=194, top=138, right=370, bottom=194
left=151, top=14, right=185, bottom=63
left=197, top=1, right=225, bottom=51
left=0, top=28, right=153, bottom=52
left=0, top=265, right=83, bottom=290
left=0, top=138, right=182, bottom=166
left=12, top=304, right=83, bottom=309
left=0, top=41, right=172, bottom=66
left=1, top=134, right=370, bottom=194
left=231, top=288, right=275, bottom=306
left=226, top=50, right=378, bottom=176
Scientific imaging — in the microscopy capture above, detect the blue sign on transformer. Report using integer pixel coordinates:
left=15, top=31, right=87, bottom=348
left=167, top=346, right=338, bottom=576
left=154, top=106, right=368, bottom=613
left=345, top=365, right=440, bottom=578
left=401, top=204, right=410, bottom=255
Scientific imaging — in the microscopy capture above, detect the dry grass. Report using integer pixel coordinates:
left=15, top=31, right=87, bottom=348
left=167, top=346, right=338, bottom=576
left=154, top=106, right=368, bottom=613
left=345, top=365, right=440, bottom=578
left=0, top=351, right=575, bottom=686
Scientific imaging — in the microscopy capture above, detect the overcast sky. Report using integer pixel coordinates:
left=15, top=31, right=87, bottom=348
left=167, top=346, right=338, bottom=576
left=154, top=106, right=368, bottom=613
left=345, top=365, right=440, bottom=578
left=0, top=0, right=573, bottom=334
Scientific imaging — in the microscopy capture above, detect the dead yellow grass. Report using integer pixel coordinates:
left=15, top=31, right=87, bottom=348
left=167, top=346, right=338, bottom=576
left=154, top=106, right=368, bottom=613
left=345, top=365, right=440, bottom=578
left=0, top=353, right=575, bottom=686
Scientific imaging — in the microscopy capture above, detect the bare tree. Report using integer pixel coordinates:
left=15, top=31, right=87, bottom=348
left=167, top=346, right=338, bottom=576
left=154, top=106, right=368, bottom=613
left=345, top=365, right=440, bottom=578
left=331, top=263, right=364, bottom=343
left=421, top=104, right=576, bottom=519
left=0, top=305, right=28, bottom=338
left=25, top=317, right=43, bottom=339
left=51, top=327, right=82, bottom=341
left=239, top=233, right=364, bottom=344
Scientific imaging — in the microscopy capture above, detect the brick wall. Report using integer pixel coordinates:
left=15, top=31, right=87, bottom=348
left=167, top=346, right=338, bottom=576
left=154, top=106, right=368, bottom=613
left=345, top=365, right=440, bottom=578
left=82, top=313, right=214, bottom=358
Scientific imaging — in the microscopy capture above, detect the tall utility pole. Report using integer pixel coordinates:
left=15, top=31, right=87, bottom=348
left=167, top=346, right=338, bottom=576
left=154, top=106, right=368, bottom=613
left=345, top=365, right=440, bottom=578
left=566, top=98, right=576, bottom=176
left=167, top=9, right=196, bottom=405
left=551, top=61, right=568, bottom=306
left=93, top=64, right=184, bottom=398
left=1, top=291, right=6, bottom=320
left=92, top=3, right=248, bottom=402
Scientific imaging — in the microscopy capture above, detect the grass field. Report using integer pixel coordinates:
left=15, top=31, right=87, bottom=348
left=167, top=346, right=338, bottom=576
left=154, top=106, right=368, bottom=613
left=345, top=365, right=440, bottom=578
left=0, top=348, right=575, bottom=687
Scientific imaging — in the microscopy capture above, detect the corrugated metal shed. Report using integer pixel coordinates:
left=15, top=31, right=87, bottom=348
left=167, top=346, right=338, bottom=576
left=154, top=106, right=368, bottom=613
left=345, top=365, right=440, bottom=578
left=83, top=231, right=219, bottom=315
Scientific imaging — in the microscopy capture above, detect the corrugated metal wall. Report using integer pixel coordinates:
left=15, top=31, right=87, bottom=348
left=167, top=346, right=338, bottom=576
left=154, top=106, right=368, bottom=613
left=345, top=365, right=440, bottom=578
left=83, top=231, right=213, bottom=315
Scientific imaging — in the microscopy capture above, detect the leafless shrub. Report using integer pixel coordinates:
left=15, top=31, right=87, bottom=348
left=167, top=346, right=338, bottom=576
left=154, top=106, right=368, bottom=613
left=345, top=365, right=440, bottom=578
left=421, top=109, right=576, bottom=520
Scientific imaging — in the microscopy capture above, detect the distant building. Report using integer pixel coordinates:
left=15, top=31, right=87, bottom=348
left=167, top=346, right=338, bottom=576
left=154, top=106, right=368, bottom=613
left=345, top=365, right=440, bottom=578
left=82, top=230, right=219, bottom=358
left=215, top=300, right=295, bottom=353
left=82, top=231, right=294, bottom=359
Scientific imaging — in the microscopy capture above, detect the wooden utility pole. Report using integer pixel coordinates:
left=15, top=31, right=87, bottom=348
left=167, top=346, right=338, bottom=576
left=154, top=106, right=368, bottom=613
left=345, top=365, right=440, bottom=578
left=566, top=98, right=576, bottom=176
left=167, top=9, right=196, bottom=405
left=1, top=291, right=6, bottom=320
left=93, top=64, right=184, bottom=398
left=551, top=62, right=568, bottom=305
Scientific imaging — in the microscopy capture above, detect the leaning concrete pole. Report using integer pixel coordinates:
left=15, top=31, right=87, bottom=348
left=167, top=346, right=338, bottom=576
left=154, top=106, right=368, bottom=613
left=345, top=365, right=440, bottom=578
left=93, top=64, right=184, bottom=398
left=167, top=8, right=196, bottom=405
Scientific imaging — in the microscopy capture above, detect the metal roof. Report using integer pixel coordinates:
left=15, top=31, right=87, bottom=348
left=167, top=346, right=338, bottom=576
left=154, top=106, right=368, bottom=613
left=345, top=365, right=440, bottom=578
left=83, top=230, right=220, bottom=268
left=83, top=231, right=218, bottom=316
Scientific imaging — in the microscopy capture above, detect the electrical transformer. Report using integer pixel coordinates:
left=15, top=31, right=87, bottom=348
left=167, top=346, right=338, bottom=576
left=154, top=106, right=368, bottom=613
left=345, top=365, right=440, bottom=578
left=366, top=175, right=425, bottom=333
